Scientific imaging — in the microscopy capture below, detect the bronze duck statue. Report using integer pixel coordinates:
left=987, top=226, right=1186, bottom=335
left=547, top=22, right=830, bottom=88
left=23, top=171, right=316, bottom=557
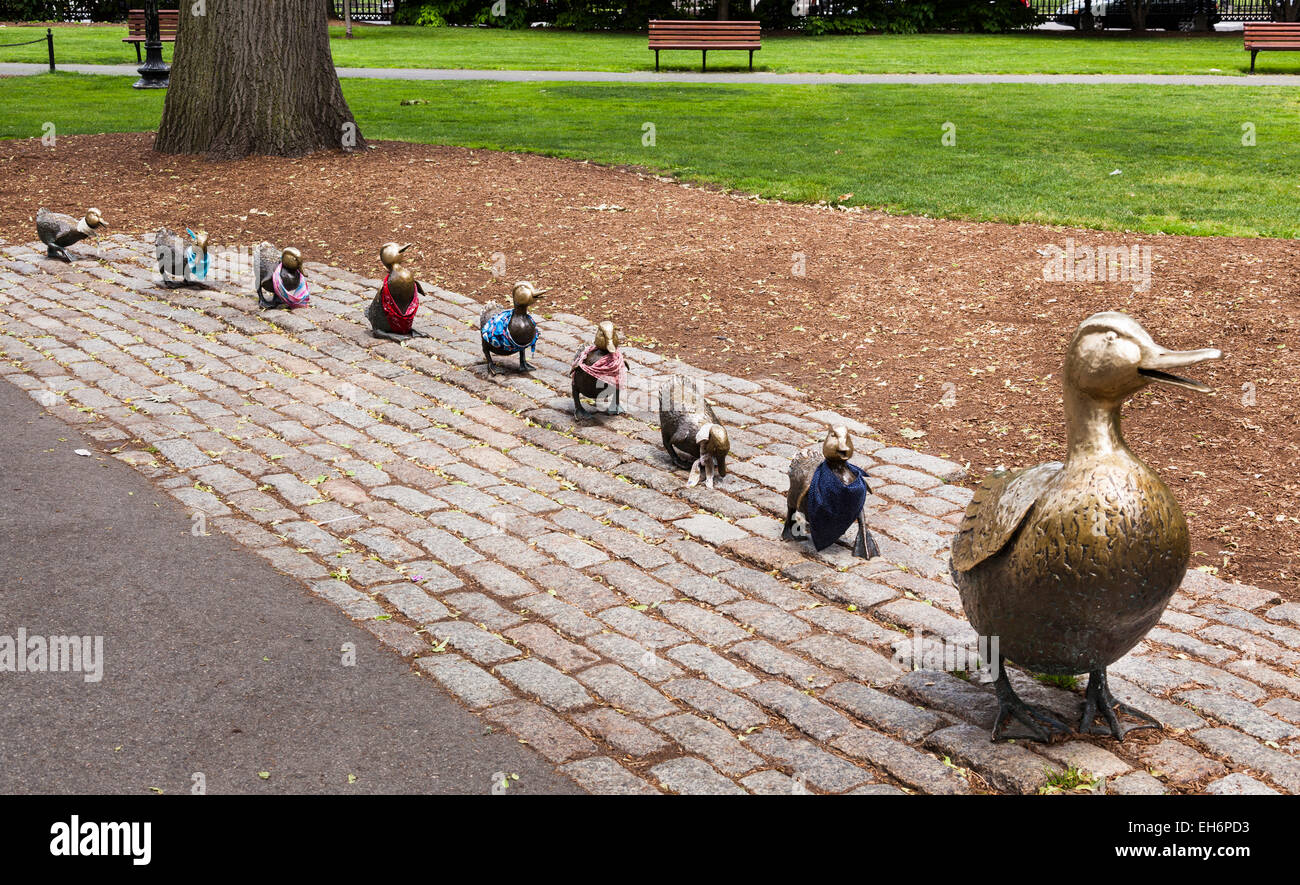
left=659, top=374, right=729, bottom=488
left=368, top=264, right=428, bottom=342
left=36, top=207, right=107, bottom=262
left=253, top=243, right=309, bottom=310
left=379, top=241, right=413, bottom=272
left=783, top=425, right=880, bottom=560
left=951, top=311, right=1221, bottom=742
left=571, top=320, right=626, bottom=417
left=155, top=227, right=211, bottom=288
left=479, top=281, right=546, bottom=375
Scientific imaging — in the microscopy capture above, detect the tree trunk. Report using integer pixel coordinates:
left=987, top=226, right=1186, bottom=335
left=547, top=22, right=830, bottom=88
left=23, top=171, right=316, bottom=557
left=345, top=0, right=353, bottom=37
left=1126, top=0, right=1149, bottom=31
left=717, top=0, right=730, bottom=21
left=155, top=0, right=363, bottom=159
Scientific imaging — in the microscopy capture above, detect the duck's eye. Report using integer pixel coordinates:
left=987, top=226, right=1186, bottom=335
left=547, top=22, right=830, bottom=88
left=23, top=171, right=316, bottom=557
left=1105, top=331, right=1117, bottom=343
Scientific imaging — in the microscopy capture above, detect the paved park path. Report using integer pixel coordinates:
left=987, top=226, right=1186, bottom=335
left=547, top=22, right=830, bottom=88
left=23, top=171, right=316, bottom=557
left=2, top=234, right=1298, bottom=795
left=4, top=62, right=1299, bottom=85
left=0, top=335, right=580, bottom=795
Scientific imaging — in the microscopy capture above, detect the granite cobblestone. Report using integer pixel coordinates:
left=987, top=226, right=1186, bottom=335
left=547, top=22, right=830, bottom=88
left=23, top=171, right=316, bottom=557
left=4, top=238, right=1291, bottom=796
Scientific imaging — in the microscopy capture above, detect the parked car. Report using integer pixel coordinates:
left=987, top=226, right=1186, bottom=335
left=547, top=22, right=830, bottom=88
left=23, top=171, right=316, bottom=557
left=1052, top=0, right=1220, bottom=30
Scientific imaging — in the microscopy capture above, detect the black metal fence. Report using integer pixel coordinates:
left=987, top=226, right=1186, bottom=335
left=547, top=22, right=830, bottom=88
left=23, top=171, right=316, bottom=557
left=0, top=0, right=1283, bottom=24
left=333, top=0, right=396, bottom=22
left=0, top=1, right=175, bottom=22
left=342, top=0, right=1282, bottom=25
left=1025, top=0, right=1276, bottom=21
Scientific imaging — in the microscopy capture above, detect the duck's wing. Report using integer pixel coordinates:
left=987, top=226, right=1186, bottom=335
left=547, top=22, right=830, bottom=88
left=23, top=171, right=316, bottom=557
left=950, top=461, right=1063, bottom=573
left=252, top=242, right=279, bottom=288
left=786, top=446, right=822, bottom=513
left=155, top=229, right=182, bottom=274
left=36, top=209, right=68, bottom=245
left=478, top=301, right=505, bottom=331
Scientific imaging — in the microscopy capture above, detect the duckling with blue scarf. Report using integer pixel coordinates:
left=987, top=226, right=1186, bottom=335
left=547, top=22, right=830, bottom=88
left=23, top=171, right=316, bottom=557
left=783, top=425, right=880, bottom=560
left=155, top=227, right=212, bottom=288
left=479, top=281, right=547, bottom=375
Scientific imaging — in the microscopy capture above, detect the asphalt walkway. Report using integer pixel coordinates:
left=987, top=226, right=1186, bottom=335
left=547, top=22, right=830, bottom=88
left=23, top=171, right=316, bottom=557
left=2, top=61, right=1298, bottom=85
left=0, top=377, right=580, bottom=795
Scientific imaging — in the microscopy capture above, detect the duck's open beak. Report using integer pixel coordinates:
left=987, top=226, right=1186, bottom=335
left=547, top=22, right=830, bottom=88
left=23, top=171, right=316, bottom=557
left=1138, top=345, right=1221, bottom=393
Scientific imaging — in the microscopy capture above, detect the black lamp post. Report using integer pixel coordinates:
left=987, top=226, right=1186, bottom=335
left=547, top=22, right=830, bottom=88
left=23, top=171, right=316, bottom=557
left=133, top=0, right=170, bottom=89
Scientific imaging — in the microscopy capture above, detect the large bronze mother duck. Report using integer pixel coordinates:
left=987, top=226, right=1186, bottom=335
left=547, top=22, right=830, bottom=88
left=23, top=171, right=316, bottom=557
left=951, top=312, right=1220, bottom=742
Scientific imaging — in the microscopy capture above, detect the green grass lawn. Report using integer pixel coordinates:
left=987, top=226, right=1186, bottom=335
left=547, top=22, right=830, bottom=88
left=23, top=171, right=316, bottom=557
left=2, top=72, right=1297, bottom=238
left=0, top=23, right=1286, bottom=75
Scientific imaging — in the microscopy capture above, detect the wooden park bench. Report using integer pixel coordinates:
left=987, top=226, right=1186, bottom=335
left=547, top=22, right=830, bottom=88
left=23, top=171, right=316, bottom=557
left=648, top=20, right=761, bottom=72
left=123, top=8, right=180, bottom=64
left=1243, top=22, right=1300, bottom=73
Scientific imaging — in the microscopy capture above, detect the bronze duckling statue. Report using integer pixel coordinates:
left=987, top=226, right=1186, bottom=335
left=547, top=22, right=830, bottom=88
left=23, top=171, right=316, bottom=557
left=36, top=207, right=107, bottom=262
left=368, top=264, right=429, bottom=342
left=951, top=311, right=1221, bottom=743
left=571, top=320, right=627, bottom=417
left=253, top=243, right=309, bottom=310
left=783, top=425, right=880, bottom=560
left=479, top=281, right=546, bottom=375
left=659, top=374, right=729, bottom=488
left=155, top=227, right=211, bottom=288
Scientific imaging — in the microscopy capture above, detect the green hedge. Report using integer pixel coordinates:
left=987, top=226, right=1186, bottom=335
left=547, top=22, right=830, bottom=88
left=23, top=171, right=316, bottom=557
left=391, top=0, right=1036, bottom=33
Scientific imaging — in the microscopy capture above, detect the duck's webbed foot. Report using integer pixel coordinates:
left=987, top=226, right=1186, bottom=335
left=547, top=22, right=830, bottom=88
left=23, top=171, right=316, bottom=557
left=47, top=246, right=71, bottom=262
left=1080, top=670, right=1160, bottom=741
left=371, top=329, right=410, bottom=343
left=781, top=512, right=798, bottom=542
left=992, top=667, right=1071, bottom=743
left=518, top=353, right=535, bottom=373
left=853, top=519, right=881, bottom=559
left=573, top=390, right=590, bottom=418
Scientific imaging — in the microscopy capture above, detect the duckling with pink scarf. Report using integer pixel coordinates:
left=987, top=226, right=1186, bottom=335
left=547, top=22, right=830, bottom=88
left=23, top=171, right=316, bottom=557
left=571, top=320, right=627, bottom=417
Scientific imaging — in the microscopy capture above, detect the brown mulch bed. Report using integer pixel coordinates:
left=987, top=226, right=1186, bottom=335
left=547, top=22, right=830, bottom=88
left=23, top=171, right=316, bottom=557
left=1, top=133, right=1296, bottom=597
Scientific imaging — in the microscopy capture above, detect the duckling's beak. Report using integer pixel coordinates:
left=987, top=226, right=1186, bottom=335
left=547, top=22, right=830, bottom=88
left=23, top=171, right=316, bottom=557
left=532, top=287, right=549, bottom=299
left=1138, top=345, right=1221, bottom=394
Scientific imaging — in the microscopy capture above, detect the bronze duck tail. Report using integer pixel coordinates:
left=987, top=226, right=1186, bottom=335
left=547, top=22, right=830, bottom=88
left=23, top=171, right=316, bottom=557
left=951, top=311, right=1221, bottom=743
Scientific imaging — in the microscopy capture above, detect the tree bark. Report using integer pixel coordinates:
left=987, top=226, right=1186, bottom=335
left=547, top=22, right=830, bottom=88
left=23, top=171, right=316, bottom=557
left=155, top=0, right=364, bottom=159
left=1125, top=0, right=1149, bottom=31
left=717, top=0, right=731, bottom=21
left=345, top=0, right=353, bottom=37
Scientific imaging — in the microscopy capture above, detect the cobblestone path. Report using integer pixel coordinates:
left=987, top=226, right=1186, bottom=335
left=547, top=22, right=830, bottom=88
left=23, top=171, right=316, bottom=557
left=2, top=235, right=1297, bottom=795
